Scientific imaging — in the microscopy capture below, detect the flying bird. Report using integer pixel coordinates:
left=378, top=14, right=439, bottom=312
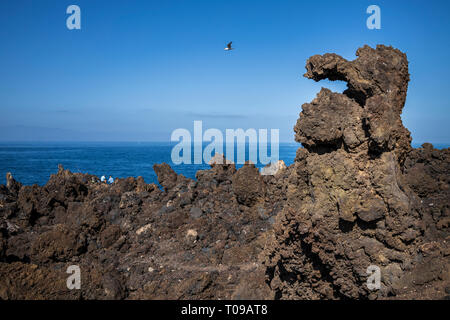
left=224, top=41, right=233, bottom=51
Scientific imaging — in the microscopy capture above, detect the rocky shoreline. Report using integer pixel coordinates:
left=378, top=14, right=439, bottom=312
left=0, top=45, right=449, bottom=299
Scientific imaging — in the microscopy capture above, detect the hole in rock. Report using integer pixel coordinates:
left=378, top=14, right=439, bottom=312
left=311, top=79, right=348, bottom=94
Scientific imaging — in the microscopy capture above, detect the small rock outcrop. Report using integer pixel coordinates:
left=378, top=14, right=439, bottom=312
left=261, top=160, right=287, bottom=176
left=232, top=162, right=266, bottom=206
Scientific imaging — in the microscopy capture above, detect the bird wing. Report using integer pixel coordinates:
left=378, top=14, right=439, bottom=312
left=227, top=41, right=232, bottom=48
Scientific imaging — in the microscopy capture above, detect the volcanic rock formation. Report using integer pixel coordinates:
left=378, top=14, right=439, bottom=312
left=0, top=45, right=448, bottom=299
left=266, top=45, right=448, bottom=299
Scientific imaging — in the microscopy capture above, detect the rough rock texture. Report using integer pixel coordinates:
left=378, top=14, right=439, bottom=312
left=267, top=45, right=449, bottom=299
left=298, top=45, right=412, bottom=162
left=0, top=45, right=448, bottom=300
left=261, top=160, right=287, bottom=176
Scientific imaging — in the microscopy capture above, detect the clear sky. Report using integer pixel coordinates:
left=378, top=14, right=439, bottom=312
left=0, top=0, right=449, bottom=143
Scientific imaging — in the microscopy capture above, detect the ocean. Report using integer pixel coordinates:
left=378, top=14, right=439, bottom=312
left=0, top=142, right=448, bottom=186
left=0, top=142, right=298, bottom=186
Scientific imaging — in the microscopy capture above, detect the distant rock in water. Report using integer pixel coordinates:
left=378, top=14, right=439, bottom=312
left=0, top=45, right=448, bottom=300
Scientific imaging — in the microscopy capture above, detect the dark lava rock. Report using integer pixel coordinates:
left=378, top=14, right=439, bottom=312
left=265, top=45, right=449, bottom=300
left=356, top=198, right=386, bottom=222
left=189, top=207, right=203, bottom=219
left=153, top=163, right=178, bottom=191
left=231, top=162, right=266, bottom=206
left=6, top=173, right=22, bottom=196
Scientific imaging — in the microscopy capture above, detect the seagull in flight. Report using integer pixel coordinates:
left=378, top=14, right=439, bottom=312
left=224, top=41, right=234, bottom=51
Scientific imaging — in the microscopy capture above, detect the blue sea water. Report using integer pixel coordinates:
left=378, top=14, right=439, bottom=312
left=0, top=142, right=448, bottom=186
left=0, top=142, right=299, bottom=186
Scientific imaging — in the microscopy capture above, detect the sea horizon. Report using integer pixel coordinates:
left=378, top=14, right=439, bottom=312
left=0, top=141, right=297, bottom=186
left=1, top=141, right=448, bottom=187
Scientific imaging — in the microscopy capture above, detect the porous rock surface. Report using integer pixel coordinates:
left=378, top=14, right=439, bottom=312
left=0, top=45, right=448, bottom=299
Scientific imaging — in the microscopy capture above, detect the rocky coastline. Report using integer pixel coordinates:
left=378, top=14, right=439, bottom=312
left=0, top=45, right=449, bottom=299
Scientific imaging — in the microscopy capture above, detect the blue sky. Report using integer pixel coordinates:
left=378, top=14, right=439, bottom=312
left=0, top=0, right=449, bottom=143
